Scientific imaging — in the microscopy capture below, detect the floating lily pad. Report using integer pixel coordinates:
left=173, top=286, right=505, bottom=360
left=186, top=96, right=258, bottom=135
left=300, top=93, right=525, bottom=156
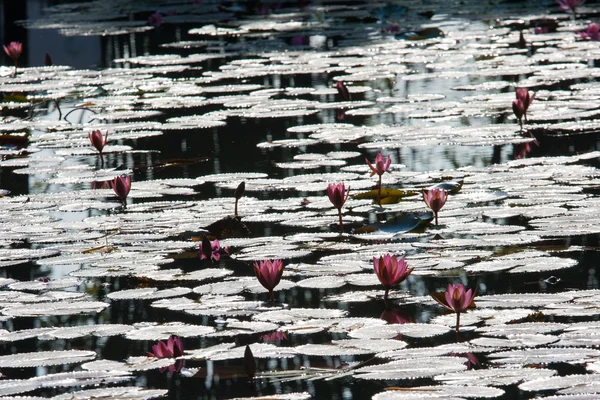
left=0, top=350, right=96, bottom=368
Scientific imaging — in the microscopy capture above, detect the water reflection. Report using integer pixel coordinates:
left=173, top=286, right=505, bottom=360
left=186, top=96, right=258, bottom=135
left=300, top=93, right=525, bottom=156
left=513, top=132, right=539, bottom=159
left=379, top=307, right=414, bottom=325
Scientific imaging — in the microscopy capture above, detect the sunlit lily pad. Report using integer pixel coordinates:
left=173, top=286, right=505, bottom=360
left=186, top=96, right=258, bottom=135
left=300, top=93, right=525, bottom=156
left=0, top=350, right=96, bottom=368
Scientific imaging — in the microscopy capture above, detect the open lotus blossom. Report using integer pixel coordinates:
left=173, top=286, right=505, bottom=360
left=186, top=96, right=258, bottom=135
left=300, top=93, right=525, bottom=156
left=336, top=81, right=351, bottom=101
left=89, top=130, right=108, bottom=166
left=199, top=236, right=228, bottom=263
left=254, top=259, right=285, bottom=301
left=422, top=187, right=448, bottom=225
left=366, top=153, right=392, bottom=207
left=327, top=182, right=350, bottom=233
left=147, top=335, right=184, bottom=374
left=3, top=41, right=22, bottom=75
left=112, top=175, right=131, bottom=206
left=557, top=0, right=585, bottom=13
left=373, top=254, right=413, bottom=301
left=515, top=88, right=535, bottom=123
left=432, top=283, right=477, bottom=331
left=581, top=23, right=600, bottom=41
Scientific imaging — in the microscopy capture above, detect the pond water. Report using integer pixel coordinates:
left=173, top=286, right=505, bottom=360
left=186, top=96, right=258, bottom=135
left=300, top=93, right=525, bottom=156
left=1, top=0, right=600, bottom=399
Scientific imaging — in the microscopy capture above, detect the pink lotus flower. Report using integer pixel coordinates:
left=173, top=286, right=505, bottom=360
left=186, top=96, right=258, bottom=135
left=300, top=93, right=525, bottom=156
left=148, top=12, right=163, bottom=27
left=366, top=153, right=391, bottom=177
left=112, top=175, right=131, bottom=206
left=254, top=259, right=285, bottom=301
left=515, top=88, right=535, bottom=124
left=261, top=331, right=288, bottom=343
left=373, top=254, right=413, bottom=301
left=432, top=283, right=477, bottom=331
left=147, top=335, right=184, bottom=374
left=581, top=23, right=600, bottom=41
left=89, top=130, right=107, bottom=165
left=512, top=99, right=525, bottom=129
left=199, top=236, right=228, bottom=262
left=366, top=153, right=391, bottom=207
left=422, top=187, right=448, bottom=225
left=3, top=41, right=22, bottom=61
left=336, top=81, right=351, bottom=101
left=3, top=41, right=22, bottom=75
left=327, top=183, right=350, bottom=233
left=557, top=0, right=585, bottom=13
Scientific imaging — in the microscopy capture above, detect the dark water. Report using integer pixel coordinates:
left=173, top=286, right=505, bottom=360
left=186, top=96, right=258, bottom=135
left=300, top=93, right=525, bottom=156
left=1, top=1, right=600, bottom=399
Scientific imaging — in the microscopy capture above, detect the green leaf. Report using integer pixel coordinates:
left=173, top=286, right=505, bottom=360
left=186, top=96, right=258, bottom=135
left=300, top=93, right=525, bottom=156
left=3, top=94, right=29, bottom=103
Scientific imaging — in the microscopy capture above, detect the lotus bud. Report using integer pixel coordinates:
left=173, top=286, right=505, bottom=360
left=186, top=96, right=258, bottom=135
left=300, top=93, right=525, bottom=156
left=89, top=130, right=108, bottom=166
left=336, top=81, right=351, bottom=101
left=422, top=188, right=448, bottom=225
left=234, top=181, right=245, bottom=217
left=254, top=259, right=285, bottom=301
left=515, top=87, right=535, bottom=123
left=327, top=182, right=350, bottom=233
left=112, top=175, right=131, bottom=206
left=581, top=23, right=600, bottom=41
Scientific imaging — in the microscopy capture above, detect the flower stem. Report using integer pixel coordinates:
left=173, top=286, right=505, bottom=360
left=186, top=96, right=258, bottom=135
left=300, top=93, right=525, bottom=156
left=269, top=290, right=274, bottom=302
left=235, top=198, right=239, bottom=217
left=434, top=211, right=438, bottom=226
left=338, top=208, right=344, bottom=233
left=100, top=152, right=104, bottom=168
left=455, top=312, right=461, bottom=332
left=384, top=288, right=389, bottom=302
left=377, top=175, right=382, bottom=207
